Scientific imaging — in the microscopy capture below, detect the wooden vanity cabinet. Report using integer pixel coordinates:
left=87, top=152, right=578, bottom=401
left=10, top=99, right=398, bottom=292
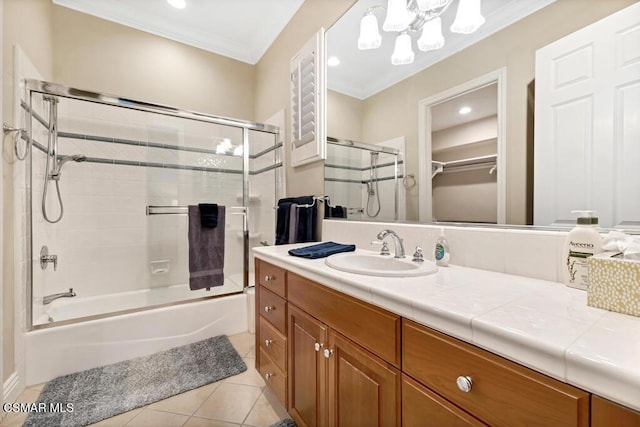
left=255, top=260, right=288, bottom=406
left=256, top=259, right=638, bottom=427
left=287, top=272, right=401, bottom=427
left=403, top=319, right=590, bottom=427
left=591, top=396, right=640, bottom=427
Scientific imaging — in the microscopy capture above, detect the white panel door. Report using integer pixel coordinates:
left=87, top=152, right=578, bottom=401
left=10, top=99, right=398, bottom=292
left=534, top=3, right=640, bottom=228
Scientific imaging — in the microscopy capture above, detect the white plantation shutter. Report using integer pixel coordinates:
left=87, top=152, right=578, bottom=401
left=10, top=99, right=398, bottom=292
left=290, top=29, right=326, bottom=167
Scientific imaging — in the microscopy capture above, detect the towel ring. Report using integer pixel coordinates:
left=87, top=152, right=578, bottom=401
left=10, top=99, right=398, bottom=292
left=3, top=123, right=28, bottom=161
left=402, top=174, right=416, bottom=189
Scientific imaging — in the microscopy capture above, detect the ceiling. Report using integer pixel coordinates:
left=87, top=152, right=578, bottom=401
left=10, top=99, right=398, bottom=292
left=53, top=0, right=554, bottom=99
left=52, top=0, right=304, bottom=64
left=431, top=83, right=497, bottom=132
left=327, top=0, right=556, bottom=99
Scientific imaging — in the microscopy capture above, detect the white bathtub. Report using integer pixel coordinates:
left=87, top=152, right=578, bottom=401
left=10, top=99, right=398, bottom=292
left=25, top=290, right=251, bottom=386
left=35, top=280, right=243, bottom=325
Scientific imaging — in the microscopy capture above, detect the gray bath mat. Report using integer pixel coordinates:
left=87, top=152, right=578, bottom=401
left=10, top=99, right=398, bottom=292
left=270, top=419, right=296, bottom=427
left=24, top=335, right=247, bottom=427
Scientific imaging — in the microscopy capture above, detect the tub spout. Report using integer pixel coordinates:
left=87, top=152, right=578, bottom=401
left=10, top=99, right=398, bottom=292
left=43, top=288, right=76, bottom=305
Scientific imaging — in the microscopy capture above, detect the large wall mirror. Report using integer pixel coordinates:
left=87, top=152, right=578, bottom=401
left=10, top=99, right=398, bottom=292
left=324, top=0, right=639, bottom=229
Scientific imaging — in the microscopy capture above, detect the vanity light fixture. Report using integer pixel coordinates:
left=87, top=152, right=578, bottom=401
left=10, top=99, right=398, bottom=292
left=167, top=0, right=186, bottom=10
left=458, top=106, right=472, bottom=114
left=358, top=0, right=485, bottom=65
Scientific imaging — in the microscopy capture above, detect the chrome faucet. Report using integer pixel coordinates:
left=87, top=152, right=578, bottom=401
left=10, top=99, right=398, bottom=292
left=43, top=288, right=76, bottom=305
left=376, top=229, right=405, bottom=258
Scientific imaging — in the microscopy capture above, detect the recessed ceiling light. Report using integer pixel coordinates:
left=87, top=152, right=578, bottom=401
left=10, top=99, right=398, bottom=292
left=327, top=56, right=341, bottom=67
left=167, top=0, right=186, bottom=9
left=458, top=106, right=472, bottom=115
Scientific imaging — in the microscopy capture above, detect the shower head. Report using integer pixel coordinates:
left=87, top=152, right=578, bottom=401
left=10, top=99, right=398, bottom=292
left=57, top=154, right=87, bottom=167
left=50, top=154, right=87, bottom=180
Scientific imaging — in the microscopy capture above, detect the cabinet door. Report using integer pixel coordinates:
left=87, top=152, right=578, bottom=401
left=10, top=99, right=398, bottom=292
left=326, top=330, right=401, bottom=427
left=288, top=304, right=328, bottom=427
left=592, top=396, right=640, bottom=427
left=403, top=374, right=487, bottom=427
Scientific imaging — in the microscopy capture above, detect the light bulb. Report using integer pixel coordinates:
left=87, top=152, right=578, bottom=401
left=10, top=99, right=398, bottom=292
left=417, top=17, right=445, bottom=51
left=358, top=12, right=382, bottom=50
left=451, top=0, right=485, bottom=34
left=416, top=0, right=449, bottom=12
left=391, top=32, right=414, bottom=65
left=458, top=106, right=472, bottom=114
left=383, top=0, right=412, bottom=32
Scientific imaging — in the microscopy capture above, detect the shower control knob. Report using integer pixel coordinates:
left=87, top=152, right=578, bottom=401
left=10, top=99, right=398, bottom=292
left=264, top=275, right=274, bottom=282
left=264, top=373, right=273, bottom=381
left=264, top=339, right=273, bottom=347
left=456, top=376, right=473, bottom=393
left=264, top=305, right=274, bottom=313
left=314, top=342, right=324, bottom=352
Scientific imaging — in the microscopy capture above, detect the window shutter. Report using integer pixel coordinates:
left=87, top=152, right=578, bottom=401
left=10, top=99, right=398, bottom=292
left=290, top=29, right=326, bottom=167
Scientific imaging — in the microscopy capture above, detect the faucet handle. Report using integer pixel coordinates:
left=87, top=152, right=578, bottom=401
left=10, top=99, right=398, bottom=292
left=412, top=246, right=424, bottom=263
left=52, top=255, right=58, bottom=271
left=371, top=240, right=391, bottom=256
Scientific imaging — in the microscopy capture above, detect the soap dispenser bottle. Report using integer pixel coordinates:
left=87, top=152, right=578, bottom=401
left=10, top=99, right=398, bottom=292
left=563, top=210, right=603, bottom=290
left=435, top=228, right=450, bottom=267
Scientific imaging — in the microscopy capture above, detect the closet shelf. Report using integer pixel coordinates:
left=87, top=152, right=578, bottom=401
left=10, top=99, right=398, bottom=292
left=432, top=154, right=497, bottom=178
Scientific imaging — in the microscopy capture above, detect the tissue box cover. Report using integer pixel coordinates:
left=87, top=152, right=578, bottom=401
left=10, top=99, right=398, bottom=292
left=587, top=252, right=640, bottom=317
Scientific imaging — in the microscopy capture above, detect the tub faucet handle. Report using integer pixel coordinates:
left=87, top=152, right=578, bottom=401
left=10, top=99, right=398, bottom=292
left=40, top=246, right=58, bottom=271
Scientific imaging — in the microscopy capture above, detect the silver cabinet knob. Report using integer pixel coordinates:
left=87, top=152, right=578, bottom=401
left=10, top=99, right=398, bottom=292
left=456, top=376, right=473, bottom=393
left=264, top=339, right=273, bottom=347
left=264, top=275, right=274, bottom=282
left=323, top=349, right=334, bottom=359
left=264, top=305, right=274, bottom=313
left=314, top=342, right=324, bottom=352
left=265, top=373, right=273, bottom=381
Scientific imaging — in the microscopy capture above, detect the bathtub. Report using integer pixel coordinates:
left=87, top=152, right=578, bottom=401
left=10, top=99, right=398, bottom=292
left=25, top=290, right=251, bottom=386
left=34, top=280, right=243, bottom=325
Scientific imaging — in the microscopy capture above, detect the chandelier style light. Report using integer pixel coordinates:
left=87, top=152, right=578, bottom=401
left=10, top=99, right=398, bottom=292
left=358, top=0, right=485, bottom=65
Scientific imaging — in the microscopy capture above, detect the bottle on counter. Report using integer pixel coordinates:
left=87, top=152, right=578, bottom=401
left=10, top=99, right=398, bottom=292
left=563, top=210, right=603, bottom=290
left=435, top=228, right=450, bottom=267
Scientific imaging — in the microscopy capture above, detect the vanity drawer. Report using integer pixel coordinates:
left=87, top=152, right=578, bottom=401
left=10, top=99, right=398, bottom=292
left=258, top=286, right=287, bottom=334
left=403, top=374, right=487, bottom=427
left=259, top=316, right=287, bottom=372
left=403, top=319, right=590, bottom=427
left=257, top=260, right=286, bottom=298
left=258, top=347, right=287, bottom=407
left=288, top=272, right=401, bottom=367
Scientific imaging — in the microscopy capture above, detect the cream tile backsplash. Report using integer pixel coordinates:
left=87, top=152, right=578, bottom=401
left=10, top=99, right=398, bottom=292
left=323, top=220, right=568, bottom=283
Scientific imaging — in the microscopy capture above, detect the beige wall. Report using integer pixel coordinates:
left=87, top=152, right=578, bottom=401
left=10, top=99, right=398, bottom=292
left=52, top=6, right=255, bottom=121
left=2, top=0, right=53, bottom=383
left=358, top=0, right=637, bottom=223
left=327, top=89, right=363, bottom=142
left=254, top=0, right=356, bottom=199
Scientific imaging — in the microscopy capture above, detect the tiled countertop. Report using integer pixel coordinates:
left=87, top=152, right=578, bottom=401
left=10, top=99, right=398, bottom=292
left=253, top=244, right=640, bottom=412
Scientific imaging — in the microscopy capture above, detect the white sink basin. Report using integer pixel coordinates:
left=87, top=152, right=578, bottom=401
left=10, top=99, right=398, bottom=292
left=325, top=253, right=438, bottom=277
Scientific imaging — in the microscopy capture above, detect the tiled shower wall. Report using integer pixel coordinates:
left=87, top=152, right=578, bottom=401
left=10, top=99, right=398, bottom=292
left=24, top=93, right=278, bottom=320
left=324, top=138, right=405, bottom=222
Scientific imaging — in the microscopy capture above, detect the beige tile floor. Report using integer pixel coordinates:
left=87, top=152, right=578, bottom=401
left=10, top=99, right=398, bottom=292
left=0, top=332, right=289, bottom=427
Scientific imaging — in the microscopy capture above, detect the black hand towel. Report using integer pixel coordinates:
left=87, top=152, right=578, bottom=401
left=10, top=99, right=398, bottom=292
left=198, top=203, right=219, bottom=228
left=288, top=241, right=356, bottom=259
left=276, top=196, right=317, bottom=244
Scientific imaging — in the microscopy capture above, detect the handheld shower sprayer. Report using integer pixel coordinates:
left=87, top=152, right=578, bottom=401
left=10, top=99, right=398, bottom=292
left=366, top=151, right=381, bottom=218
left=42, top=95, right=86, bottom=223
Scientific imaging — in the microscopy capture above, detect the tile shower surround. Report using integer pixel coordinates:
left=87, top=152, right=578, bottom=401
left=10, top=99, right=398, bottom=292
left=323, top=220, right=584, bottom=284
left=23, top=95, right=281, bottom=321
